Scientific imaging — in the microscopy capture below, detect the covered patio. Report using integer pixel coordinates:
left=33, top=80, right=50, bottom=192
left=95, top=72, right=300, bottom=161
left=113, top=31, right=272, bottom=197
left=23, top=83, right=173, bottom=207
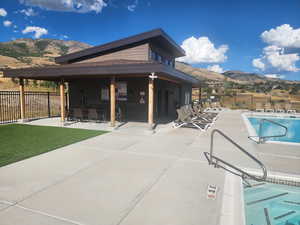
left=3, top=59, right=199, bottom=128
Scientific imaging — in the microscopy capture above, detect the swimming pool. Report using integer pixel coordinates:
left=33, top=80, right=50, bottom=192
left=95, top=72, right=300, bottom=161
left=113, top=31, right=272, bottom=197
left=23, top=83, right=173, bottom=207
left=244, top=182, right=300, bottom=225
left=247, top=116, right=300, bottom=144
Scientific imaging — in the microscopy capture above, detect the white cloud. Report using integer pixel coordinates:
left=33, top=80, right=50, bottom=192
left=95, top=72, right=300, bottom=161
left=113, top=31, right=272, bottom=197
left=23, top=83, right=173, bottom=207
left=252, top=45, right=299, bottom=72
left=19, top=0, right=107, bottom=13
left=22, top=26, right=48, bottom=38
left=261, top=24, right=300, bottom=48
left=265, top=74, right=285, bottom=79
left=19, top=8, right=37, bottom=16
left=59, top=34, right=69, bottom=39
left=128, top=0, right=138, bottom=12
left=177, top=36, right=229, bottom=64
left=252, top=58, right=265, bottom=71
left=0, top=8, right=7, bottom=17
left=207, top=64, right=224, bottom=73
left=3, top=20, right=12, bottom=27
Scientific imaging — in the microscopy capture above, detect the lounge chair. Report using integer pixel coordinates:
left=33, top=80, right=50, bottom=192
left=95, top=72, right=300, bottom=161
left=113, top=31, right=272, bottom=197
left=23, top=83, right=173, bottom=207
left=285, top=103, right=297, bottom=114
left=255, top=103, right=264, bottom=112
left=192, top=104, right=218, bottom=122
left=173, top=108, right=211, bottom=131
left=73, top=108, right=84, bottom=121
left=264, top=103, right=274, bottom=113
left=185, top=105, right=217, bottom=123
left=274, top=103, right=285, bottom=113
left=211, top=102, right=223, bottom=111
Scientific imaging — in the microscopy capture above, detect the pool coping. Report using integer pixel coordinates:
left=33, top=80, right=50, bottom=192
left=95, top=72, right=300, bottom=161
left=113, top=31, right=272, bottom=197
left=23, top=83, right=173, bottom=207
left=218, top=171, right=246, bottom=225
left=242, top=112, right=300, bottom=146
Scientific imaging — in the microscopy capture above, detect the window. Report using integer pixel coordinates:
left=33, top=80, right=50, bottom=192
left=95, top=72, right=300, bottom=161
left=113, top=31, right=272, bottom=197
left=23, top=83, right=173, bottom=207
left=150, top=50, right=156, bottom=61
left=150, top=49, right=174, bottom=67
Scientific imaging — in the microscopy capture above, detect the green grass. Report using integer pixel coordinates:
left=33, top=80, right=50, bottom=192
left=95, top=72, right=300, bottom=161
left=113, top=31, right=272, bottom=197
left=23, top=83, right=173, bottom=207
left=0, top=124, right=107, bottom=167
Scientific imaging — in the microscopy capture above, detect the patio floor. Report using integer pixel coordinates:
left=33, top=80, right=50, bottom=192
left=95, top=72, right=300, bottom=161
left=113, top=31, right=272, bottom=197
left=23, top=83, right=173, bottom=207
left=0, top=110, right=299, bottom=225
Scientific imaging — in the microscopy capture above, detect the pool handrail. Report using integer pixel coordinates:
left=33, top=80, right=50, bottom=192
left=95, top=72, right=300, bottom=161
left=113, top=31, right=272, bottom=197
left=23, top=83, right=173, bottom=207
left=204, top=129, right=267, bottom=182
left=248, top=118, right=288, bottom=144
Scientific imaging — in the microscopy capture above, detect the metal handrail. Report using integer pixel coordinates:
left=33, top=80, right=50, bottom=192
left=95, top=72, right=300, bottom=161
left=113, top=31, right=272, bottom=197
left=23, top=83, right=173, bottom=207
left=204, top=129, right=267, bottom=181
left=248, top=119, right=288, bottom=144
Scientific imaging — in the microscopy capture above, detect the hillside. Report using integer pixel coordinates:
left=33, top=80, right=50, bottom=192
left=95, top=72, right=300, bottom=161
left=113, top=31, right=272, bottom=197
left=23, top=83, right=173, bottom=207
left=0, top=38, right=91, bottom=69
left=223, top=70, right=269, bottom=83
left=175, top=62, right=286, bottom=84
left=175, top=62, right=226, bottom=81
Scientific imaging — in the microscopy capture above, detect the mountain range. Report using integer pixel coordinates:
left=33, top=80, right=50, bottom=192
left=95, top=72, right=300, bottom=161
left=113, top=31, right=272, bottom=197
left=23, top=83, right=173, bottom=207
left=0, top=38, right=294, bottom=84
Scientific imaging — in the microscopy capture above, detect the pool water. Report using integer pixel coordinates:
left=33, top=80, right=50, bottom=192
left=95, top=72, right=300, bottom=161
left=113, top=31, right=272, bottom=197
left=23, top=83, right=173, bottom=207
left=248, top=117, right=300, bottom=143
left=244, top=182, right=300, bottom=225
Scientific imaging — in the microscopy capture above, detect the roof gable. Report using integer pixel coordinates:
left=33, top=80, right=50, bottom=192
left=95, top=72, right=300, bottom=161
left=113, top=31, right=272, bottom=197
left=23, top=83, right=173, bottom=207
left=55, top=29, right=185, bottom=64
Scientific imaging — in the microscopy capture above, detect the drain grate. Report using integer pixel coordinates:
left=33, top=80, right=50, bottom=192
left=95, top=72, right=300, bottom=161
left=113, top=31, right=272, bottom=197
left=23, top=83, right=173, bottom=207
left=274, top=211, right=296, bottom=220
left=247, top=192, right=289, bottom=205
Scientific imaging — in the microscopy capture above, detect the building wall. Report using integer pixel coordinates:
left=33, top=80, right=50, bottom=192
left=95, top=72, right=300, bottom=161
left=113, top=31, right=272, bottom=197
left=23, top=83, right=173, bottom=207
left=68, top=77, right=191, bottom=122
left=75, top=43, right=149, bottom=63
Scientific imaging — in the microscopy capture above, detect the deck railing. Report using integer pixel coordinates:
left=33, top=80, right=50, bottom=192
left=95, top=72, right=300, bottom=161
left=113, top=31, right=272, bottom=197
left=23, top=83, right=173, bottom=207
left=248, top=118, right=288, bottom=144
left=204, top=129, right=267, bottom=182
left=0, top=91, right=62, bottom=124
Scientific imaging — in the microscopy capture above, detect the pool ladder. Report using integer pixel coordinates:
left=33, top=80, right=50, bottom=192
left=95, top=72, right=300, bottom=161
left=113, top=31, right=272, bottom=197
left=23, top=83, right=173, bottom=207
left=248, top=118, right=288, bottom=144
left=203, top=129, right=267, bottom=183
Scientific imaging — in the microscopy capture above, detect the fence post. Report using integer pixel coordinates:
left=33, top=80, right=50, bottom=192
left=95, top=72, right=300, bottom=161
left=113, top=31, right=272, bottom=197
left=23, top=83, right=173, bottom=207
left=19, top=78, right=25, bottom=121
left=60, top=81, right=65, bottom=122
left=47, top=92, right=51, bottom=118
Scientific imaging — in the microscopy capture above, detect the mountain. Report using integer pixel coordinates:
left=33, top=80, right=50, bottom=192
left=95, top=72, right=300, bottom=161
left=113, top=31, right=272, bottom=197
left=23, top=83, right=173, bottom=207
left=176, top=62, right=228, bottom=81
left=0, top=38, right=91, bottom=69
left=175, top=62, right=294, bottom=84
left=222, top=70, right=269, bottom=83
left=176, top=62, right=240, bottom=83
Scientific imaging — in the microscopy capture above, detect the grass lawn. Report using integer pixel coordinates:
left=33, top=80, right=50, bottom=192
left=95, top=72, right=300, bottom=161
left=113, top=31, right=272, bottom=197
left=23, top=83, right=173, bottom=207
left=0, top=124, right=107, bottom=167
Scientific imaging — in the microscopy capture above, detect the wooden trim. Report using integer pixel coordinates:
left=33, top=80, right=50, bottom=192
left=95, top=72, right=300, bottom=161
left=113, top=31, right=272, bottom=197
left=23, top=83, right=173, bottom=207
left=60, top=82, right=65, bottom=122
left=19, top=78, right=25, bottom=120
left=148, top=78, right=154, bottom=125
left=110, top=76, right=116, bottom=127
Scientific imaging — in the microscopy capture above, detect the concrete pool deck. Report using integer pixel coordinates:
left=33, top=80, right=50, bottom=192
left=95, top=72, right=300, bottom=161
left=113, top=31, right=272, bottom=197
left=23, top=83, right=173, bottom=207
left=0, top=110, right=299, bottom=225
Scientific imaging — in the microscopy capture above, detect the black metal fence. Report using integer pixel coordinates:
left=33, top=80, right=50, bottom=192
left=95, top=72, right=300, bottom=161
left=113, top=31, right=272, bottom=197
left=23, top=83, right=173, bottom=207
left=0, top=91, right=61, bottom=124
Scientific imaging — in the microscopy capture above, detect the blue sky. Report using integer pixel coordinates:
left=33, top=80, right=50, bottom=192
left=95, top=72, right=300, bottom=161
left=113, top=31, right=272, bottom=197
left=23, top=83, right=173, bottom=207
left=0, top=0, right=300, bottom=80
